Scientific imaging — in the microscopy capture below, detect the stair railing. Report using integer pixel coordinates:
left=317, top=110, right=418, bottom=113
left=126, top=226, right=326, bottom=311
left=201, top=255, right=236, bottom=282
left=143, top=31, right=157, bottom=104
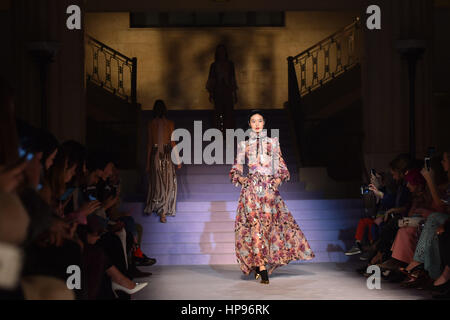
left=287, top=18, right=361, bottom=167
left=85, top=35, right=137, bottom=104
left=288, top=17, right=361, bottom=99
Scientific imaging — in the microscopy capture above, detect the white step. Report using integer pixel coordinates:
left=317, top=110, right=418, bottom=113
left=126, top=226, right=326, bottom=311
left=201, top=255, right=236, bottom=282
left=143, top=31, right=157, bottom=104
left=121, top=199, right=363, bottom=214
left=176, top=182, right=307, bottom=193
left=139, top=230, right=353, bottom=243
left=141, top=240, right=349, bottom=255
left=132, top=209, right=362, bottom=223
left=145, top=251, right=349, bottom=265
left=135, top=219, right=357, bottom=233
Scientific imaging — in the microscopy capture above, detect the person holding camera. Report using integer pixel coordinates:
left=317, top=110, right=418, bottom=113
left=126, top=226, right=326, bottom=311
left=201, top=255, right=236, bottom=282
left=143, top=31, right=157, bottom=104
left=346, top=155, right=411, bottom=259
left=398, top=151, right=450, bottom=287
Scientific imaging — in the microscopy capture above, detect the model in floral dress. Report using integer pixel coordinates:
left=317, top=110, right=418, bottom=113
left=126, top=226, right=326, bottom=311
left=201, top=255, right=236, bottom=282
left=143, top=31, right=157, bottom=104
left=229, top=111, right=315, bottom=284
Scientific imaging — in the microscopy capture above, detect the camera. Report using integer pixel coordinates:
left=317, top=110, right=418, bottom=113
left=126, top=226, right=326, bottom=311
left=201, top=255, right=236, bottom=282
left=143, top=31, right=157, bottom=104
left=425, top=146, right=436, bottom=171
left=83, top=185, right=98, bottom=202
left=360, top=184, right=371, bottom=195
left=424, top=157, right=431, bottom=171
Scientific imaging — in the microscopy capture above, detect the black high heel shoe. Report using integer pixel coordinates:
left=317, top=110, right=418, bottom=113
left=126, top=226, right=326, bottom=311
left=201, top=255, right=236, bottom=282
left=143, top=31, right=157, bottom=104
left=432, top=279, right=450, bottom=293
left=260, top=269, right=269, bottom=284
left=254, top=267, right=261, bottom=280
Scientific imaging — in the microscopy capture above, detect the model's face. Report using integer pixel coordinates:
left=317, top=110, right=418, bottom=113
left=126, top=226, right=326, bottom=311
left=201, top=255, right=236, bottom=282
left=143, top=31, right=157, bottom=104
left=249, top=114, right=264, bottom=133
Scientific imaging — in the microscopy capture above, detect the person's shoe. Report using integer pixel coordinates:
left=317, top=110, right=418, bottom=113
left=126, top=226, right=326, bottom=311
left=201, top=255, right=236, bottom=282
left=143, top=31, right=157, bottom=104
left=254, top=267, right=261, bottom=280
left=135, top=257, right=156, bottom=267
left=142, top=255, right=157, bottom=266
left=356, top=265, right=369, bottom=275
left=431, top=279, right=450, bottom=293
left=360, top=248, right=376, bottom=261
left=380, top=258, right=404, bottom=271
left=381, top=269, right=391, bottom=279
left=387, top=271, right=407, bottom=283
left=112, top=282, right=148, bottom=295
left=260, top=269, right=269, bottom=284
left=345, top=243, right=362, bottom=256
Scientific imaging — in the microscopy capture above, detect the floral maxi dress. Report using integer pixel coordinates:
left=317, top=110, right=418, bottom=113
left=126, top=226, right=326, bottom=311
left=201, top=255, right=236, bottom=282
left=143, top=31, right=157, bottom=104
left=229, top=130, right=315, bottom=275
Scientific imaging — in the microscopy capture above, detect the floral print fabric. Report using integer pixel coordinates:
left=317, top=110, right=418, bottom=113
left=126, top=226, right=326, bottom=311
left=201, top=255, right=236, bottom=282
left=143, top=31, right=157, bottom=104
left=230, top=130, right=315, bottom=275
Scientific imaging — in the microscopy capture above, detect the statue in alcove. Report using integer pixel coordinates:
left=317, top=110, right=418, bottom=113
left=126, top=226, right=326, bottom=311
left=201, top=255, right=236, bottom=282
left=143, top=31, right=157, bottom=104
left=206, top=44, right=238, bottom=133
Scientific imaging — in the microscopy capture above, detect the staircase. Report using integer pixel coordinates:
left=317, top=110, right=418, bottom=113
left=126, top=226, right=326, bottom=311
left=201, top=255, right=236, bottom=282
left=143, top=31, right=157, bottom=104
left=287, top=18, right=364, bottom=189
left=81, top=21, right=369, bottom=265
left=85, top=35, right=140, bottom=169
left=121, top=109, right=363, bottom=265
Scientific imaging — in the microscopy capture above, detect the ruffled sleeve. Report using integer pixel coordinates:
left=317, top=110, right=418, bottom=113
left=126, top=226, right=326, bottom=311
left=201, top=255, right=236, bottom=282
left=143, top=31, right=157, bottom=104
left=272, top=137, right=290, bottom=184
left=230, top=140, right=246, bottom=186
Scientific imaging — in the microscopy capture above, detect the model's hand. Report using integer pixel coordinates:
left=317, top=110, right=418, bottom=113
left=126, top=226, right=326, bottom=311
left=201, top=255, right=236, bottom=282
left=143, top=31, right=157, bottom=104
left=238, top=177, right=247, bottom=185
left=272, top=178, right=282, bottom=190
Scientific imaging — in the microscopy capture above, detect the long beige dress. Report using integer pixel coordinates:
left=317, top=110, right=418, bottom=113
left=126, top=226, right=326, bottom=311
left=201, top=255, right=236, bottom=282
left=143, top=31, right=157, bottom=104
left=144, top=117, right=177, bottom=217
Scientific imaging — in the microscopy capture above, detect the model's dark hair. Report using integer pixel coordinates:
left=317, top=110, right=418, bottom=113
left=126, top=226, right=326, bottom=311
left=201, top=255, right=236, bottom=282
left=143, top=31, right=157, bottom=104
left=247, top=109, right=266, bottom=127
left=153, top=99, right=167, bottom=118
left=214, top=44, right=228, bottom=62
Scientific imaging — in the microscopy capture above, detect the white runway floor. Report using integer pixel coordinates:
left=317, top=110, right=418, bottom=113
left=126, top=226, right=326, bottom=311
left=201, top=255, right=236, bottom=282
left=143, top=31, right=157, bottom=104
left=131, top=262, right=430, bottom=300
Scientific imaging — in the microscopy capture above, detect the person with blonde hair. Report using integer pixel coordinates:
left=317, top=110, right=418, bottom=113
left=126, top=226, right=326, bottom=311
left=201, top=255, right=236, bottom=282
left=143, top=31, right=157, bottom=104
left=144, top=99, right=181, bottom=223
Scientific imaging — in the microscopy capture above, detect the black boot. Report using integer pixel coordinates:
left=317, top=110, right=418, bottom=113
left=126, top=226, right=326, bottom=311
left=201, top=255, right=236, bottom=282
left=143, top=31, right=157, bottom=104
left=260, top=269, right=269, bottom=284
left=254, top=267, right=261, bottom=280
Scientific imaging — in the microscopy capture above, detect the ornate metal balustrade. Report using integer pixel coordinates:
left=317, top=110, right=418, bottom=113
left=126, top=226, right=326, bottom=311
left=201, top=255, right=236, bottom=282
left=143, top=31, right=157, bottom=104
left=287, top=18, right=361, bottom=167
left=85, top=35, right=137, bottom=104
left=288, top=18, right=361, bottom=98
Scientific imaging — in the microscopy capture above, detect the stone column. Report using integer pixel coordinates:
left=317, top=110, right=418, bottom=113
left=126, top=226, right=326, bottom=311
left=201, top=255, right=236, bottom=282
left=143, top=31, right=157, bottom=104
left=361, top=0, right=433, bottom=172
left=11, top=0, right=86, bottom=143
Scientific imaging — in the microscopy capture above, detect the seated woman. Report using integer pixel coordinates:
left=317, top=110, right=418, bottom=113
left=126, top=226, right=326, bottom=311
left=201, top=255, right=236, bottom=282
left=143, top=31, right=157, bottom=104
left=383, top=169, right=434, bottom=273
left=77, top=216, right=147, bottom=300
left=368, top=156, right=413, bottom=265
left=346, top=155, right=411, bottom=258
left=398, top=151, right=449, bottom=285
